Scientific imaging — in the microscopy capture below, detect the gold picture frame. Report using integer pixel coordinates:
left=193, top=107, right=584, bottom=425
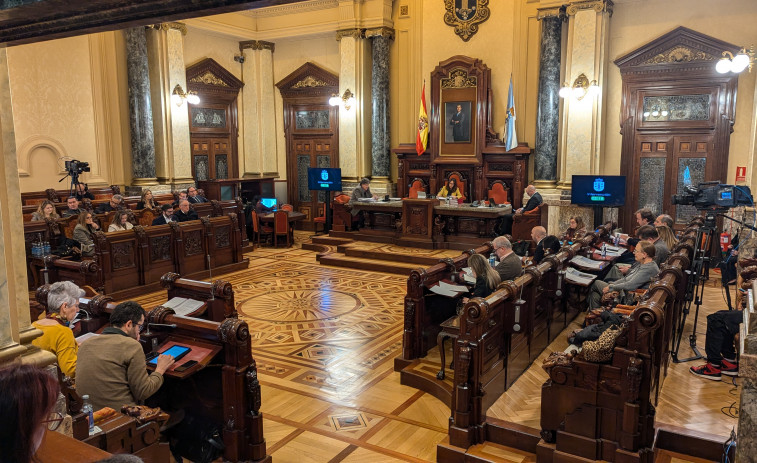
left=443, top=0, right=491, bottom=42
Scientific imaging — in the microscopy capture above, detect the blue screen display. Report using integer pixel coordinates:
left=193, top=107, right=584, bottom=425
left=260, top=198, right=277, bottom=209
left=570, top=175, right=626, bottom=207
left=307, top=167, right=343, bottom=191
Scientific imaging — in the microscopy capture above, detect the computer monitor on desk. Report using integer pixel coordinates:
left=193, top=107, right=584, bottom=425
left=260, top=198, right=277, bottom=209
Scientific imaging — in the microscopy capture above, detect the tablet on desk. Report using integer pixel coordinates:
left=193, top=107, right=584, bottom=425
left=147, top=344, right=191, bottom=365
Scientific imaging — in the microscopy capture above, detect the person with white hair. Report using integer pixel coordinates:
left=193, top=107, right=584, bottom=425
left=497, top=185, right=543, bottom=236
left=492, top=236, right=524, bottom=282
left=31, top=281, right=85, bottom=378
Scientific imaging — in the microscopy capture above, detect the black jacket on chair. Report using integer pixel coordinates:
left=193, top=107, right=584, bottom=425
left=173, top=209, right=199, bottom=222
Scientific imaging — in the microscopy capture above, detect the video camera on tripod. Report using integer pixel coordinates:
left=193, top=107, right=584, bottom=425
left=670, top=182, right=753, bottom=363
left=60, top=159, right=91, bottom=196
left=672, top=181, right=752, bottom=211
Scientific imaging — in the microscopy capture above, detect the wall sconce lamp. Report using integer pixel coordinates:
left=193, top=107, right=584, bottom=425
left=716, top=46, right=755, bottom=74
left=172, top=84, right=200, bottom=106
left=559, top=73, right=600, bottom=101
left=329, top=88, right=356, bottom=110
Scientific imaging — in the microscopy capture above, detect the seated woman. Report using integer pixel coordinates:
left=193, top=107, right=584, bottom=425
left=0, top=364, right=61, bottom=463
left=73, top=211, right=100, bottom=257
left=656, top=225, right=678, bottom=250
left=31, top=200, right=60, bottom=222
left=108, top=211, right=134, bottom=232
left=561, top=216, right=586, bottom=243
left=462, top=253, right=502, bottom=303
left=31, top=281, right=84, bottom=379
left=437, top=177, right=463, bottom=198
left=587, top=241, right=659, bottom=309
left=136, top=189, right=159, bottom=210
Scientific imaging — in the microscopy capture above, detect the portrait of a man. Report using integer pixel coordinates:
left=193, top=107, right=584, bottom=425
left=445, top=101, right=471, bottom=143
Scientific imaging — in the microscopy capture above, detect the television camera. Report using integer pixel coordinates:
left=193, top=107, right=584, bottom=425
left=60, top=159, right=91, bottom=196
left=671, top=182, right=752, bottom=210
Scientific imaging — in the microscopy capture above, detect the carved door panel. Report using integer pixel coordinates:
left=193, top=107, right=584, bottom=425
left=191, top=136, right=234, bottom=181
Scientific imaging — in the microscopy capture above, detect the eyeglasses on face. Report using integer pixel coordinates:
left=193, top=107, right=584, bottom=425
left=136, top=322, right=145, bottom=333
left=42, top=411, right=65, bottom=431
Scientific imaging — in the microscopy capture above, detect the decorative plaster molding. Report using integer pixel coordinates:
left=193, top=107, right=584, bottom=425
left=566, top=0, right=613, bottom=17
left=536, top=5, right=567, bottom=21
left=642, top=46, right=715, bottom=65
left=150, top=22, right=188, bottom=35
left=239, top=40, right=275, bottom=52
left=189, top=71, right=230, bottom=87
left=336, top=28, right=364, bottom=41
left=364, top=26, right=395, bottom=40
left=292, top=76, right=330, bottom=88
left=16, top=136, right=69, bottom=177
left=241, top=0, right=338, bottom=18
left=441, top=68, right=477, bottom=89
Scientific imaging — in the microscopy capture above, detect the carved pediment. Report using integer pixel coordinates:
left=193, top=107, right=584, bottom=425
left=190, top=71, right=230, bottom=87
left=276, top=62, right=339, bottom=98
left=615, top=26, right=740, bottom=71
left=186, top=58, right=243, bottom=90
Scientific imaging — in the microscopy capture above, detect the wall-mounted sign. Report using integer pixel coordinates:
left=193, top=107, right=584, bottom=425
left=736, top=165, right=746, bottom=183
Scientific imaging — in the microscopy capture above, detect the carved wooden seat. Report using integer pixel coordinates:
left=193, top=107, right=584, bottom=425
left=408, top=178, right=427, bottom=199
left=487, top=180, right=509, bottom=205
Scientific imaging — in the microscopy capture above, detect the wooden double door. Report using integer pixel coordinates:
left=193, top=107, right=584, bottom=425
left=630, top=134, right=715, bottom=228
left=288, top=127, right=338, bottom=228
left=191, top=136, right=235, bottom=181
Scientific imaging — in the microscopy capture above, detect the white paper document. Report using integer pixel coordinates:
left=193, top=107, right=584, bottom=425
left=565, top=267, right=598, bottom=285
left=570, top=255, right=605, bottom=270
left=357, top=197, right=376, bottom=202
left=76, top=332, right=99, bottom=345
left=429, top=280, right=470, bottom=297
left=461, top=267, right=476, bottom=284
left=163, top=297, right=205, bottom=316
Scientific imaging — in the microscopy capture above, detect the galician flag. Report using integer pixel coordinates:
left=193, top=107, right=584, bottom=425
left=505, top=75, right=518, bottom=151
left=416, top=81, right=429, bottom=156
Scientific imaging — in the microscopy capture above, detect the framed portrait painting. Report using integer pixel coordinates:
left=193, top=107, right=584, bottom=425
left=444, top=101, right=472, bottom=143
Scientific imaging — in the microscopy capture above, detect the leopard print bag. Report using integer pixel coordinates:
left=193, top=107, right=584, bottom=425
left=581, top=324, right=622, bottom=363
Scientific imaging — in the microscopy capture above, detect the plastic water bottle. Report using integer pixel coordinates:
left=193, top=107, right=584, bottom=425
left=601, top=243, right=607, bottom=258
left=82, top=395, right=94, bottom=434
left=614, top=234, right=620, bottom=246
left=44, top=241, right=51, bottom=256
left=32, top=241, right=40, bottom=257
left=489, top=253, right=496, bottom=267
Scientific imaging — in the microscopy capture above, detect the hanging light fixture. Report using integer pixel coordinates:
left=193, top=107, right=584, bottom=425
left=716, top=46, right=754, bottom=74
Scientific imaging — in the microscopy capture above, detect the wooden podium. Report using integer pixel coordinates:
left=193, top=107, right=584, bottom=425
left=399, top=198, right=439, bottom=248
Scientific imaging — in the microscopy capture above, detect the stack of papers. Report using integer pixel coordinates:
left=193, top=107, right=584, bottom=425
left=570, top=256, right=605, bottom=270
left=76, top=332, right=99, bottom=345
left=162, top=297, right=206, bottom=316
left=429, top=281, right=469, bottom=297
left=357, top=197, right=376, bottom=202
left=565, top=268, right=598, bottom=285
left=460, top=267, right=476, bottom=284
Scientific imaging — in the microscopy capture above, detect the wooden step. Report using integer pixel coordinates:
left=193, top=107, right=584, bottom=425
left=437, top=437, right=537, bottom=463
left=310, top=235, right=354, bottom=246
left=340, top=247, right=440, bottom=266
left=317, top=254, right=419, bottom=275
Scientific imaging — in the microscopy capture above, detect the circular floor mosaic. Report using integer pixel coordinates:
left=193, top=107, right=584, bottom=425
left=238, top=289, right=362, bottom=322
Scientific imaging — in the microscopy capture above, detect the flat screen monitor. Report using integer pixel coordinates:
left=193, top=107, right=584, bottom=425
left=570, top=175, right=626, bottom=207
left=307, top=167, right=342, bottom=191
left=260, top=198, right=277, bottom=209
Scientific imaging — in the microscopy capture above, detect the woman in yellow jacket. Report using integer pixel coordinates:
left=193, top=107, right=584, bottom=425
left=437, top=177, right=463, bottom=198
left=31, top=281, right=84, bottom=379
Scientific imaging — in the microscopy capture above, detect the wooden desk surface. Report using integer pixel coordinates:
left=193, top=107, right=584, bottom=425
left=37, top=430, right=111, bottom=462
left=260, top=211, right=306, bottom=221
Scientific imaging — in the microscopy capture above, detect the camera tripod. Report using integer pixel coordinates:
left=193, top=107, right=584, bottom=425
left=671, top=210, right=716, bottom=363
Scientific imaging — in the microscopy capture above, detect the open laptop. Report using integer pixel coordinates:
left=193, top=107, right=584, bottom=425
left=260, top=198, right=278, bottom=209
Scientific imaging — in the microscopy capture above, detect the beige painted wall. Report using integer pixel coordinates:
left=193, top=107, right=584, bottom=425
left=9, top=33, right=129, bottom=192
left=603, top=0, right=757, bottom=185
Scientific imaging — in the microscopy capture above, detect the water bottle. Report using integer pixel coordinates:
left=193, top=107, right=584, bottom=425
left=489, top=253, right=496, bottom=267
left=32, top=241, right=40, bottom=258
left=601, top=243, right=607, bottom=258
left=44, top=241, right=51, bottom=256
left=82, top=394, right=94, bottom=433
left=614, top=234, right=620, bottom=246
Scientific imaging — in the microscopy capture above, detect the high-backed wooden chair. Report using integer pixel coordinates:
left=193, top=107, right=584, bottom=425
left=313, top=203, right=326, bottom=235
left=273, top=210, right=290, bottom=247
left=137, top=209, right=157, bottom=227
left=511, top=203, right=548, bottom=241
left=60, top=216, right=79, bottom=239
left=487, top=180, right=509, bottom=205
left=408, top=178, right=427, bottom=199
left=332, top=194, right=358, bottom=231
left=446, top=171, right=467, bottom=201
left=250, top=210, right=272, bottom=249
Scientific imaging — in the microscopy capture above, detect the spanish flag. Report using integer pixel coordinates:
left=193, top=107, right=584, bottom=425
left=416, top=82, right=429, bottom=156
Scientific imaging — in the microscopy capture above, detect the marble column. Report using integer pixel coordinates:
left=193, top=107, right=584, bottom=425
left=240, top=40, right=277, bottom=177
left=125, top=27, right=158, bottom=190
left=557, top=0, right=613, bottom=188
left=146, top=22, right=192, bottom=192
left=337, top=28, right=371, bottom=184
left=366, top=27, right=394, bottom=183
left=533, top=7, right=565, bottom=190
left=0, top=49, right=53, bottom=366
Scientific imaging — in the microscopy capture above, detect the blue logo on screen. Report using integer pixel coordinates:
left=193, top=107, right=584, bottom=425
left=593, top=178, right=605, bottom=192
left=320, top=170, right=329, bottom=181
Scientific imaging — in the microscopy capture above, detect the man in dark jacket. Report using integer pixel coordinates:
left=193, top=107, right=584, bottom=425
left=498, top=185, right=543, bottom=236
left=151, top=204, right=175, bottom=225
left=187, top=186, right=208, bottom=204
left=95, top=195, right=123, bottom=214
left=492, top=236, right=524, bottom=282
left=173, top=200, right=198, bottom=222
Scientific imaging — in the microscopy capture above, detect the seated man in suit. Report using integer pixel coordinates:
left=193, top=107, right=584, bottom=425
left=62, top=196, right=83, bottom=218
left=151, top=204, right=175, bottom=225
left=587, top=241, right=659, bottom=309
left=498, top=185, right=542, bottom=236
left=187, top=186, right=208, bottom=204
left=76, top=301, right=175, bottom=411
left=654, top=213, right=674, bottom=229
left=350, top=178, right=377, bottom=229
left=173, top=199, right=198, bottom=222
left=493, top=236, right=524, bottom=282
left=95, top=194, right=123, bottom=214
left=173, top=191, right=188, bottom=208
